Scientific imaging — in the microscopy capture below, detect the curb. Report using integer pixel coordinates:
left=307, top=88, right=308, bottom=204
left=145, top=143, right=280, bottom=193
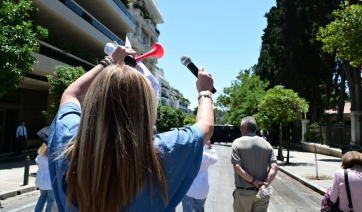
left=278, top=166, right=327, bottom=196
left=0, top=184, right=38, bottom=200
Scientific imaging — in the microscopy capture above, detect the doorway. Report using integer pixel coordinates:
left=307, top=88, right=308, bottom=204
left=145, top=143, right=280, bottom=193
left=0, top=107, right=20, bottom=153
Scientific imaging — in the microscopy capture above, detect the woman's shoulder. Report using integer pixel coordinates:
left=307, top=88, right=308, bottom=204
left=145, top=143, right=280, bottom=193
left=154, top=126, right=203, bottom=146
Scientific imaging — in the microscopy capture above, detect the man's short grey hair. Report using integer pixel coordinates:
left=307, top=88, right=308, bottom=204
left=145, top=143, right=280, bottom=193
left=240, top=116, right=257, bottom=133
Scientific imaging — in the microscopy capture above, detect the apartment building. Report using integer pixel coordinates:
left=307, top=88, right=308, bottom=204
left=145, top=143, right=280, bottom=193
left=152, top=67, right=191, bottom=114
left=0, top=0, right=190, bottom=153
left=0, top=0, right=156, bottom=153
left=127, top=0, right=163, bottom=76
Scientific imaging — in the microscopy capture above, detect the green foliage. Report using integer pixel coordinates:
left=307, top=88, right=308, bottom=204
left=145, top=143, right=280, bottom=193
left=121, top=0, right=131, bottom=9
left=174, top=109, right=186, bottom=128
left=214, top=108, right=226, bottom=125
left=216, top=69, right=269, bottom=125
left=317, top=3, right=362, bottom=67
left=183, top=116, right=196, bottom=126
left=156, top=105, right=179, bottom=133
left=0, top=0, right=48, bottom=97
left=43, top=65, right=84, bottom=117
left=176, top=94, right=190, bottom=104
left=304, top=122, right=324, bottom=143
left=256, top=0, right=341, bottom=122
left=254, top=86, right=309, bottom=129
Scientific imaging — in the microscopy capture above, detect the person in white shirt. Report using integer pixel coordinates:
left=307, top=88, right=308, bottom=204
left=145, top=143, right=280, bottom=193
left=16, top=121, right=27, bottom=154
left=34, top=143, right=55, bottom=212
left=182, top=140, right=218, bottom=212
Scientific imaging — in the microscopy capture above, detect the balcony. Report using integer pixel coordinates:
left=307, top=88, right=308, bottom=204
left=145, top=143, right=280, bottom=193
left=36, top=41, right=96, bottom=74
left=161, top=84, right=169, bottom=91
left=161, top=93, right=169, bottom=99
left=73, top=0, right=136, bottom=35
left=143, top=19, right=157, bottom=35
left=132, top=8, right=145, bottom=24
left=151, top=35, right=158, bottom=43
left=132, top=31, right=144, bottom=50
left=144, top=0, right=163, bottom=24
left=149, top=57, right=157, bottom=64
left=33, top=0, right=126, bottom=59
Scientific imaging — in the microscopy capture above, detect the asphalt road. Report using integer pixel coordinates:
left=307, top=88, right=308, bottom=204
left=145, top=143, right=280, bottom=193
left=0, top=144, right=323, bottom=212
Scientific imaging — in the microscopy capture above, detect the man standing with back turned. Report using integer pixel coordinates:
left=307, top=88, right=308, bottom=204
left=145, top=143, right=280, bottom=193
left=231, top=116, right=278, bottom=212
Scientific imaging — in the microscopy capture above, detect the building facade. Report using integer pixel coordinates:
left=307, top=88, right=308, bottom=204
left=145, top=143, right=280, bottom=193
left=0, top=0, right=190, bottom=153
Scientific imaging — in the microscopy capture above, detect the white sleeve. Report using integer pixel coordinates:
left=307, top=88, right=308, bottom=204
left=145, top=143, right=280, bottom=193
left=204, top=149, right=218, bottom=166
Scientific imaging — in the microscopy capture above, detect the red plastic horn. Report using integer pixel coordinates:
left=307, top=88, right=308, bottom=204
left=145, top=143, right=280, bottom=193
left=135, top=43, right=164, bottom=62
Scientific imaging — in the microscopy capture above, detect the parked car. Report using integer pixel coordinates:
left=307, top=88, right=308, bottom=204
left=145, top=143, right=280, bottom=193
left=210, top=125, right=241, bottom=144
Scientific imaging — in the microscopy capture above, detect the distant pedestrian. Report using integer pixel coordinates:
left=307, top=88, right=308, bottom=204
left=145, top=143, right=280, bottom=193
left=231, top=116, right=278, bottom=212
left=329, top=145, right=362, bottom=212
left=182, top=140, right=218, bottom=212
left=34, top=143, right=55, bottom=212
left=16, top=121, right=27, bottom=154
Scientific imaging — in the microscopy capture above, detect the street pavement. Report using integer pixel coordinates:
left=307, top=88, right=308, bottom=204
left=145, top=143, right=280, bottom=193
left=0, top=144, right=341, bottom=211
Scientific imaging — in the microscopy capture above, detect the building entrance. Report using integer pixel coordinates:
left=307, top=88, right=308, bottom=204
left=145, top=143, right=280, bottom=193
left=0, top=106, right=21, bottom=153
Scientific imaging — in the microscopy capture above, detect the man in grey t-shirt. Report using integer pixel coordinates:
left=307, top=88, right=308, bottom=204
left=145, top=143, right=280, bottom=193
left=230, top=116, right=278, bottom=212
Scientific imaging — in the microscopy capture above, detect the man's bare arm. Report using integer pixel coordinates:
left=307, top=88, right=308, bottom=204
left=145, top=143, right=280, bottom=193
left=264, top=163, right=278, bottom=185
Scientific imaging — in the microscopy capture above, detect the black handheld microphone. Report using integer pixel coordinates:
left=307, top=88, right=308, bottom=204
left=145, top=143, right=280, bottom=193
left=180, top=56, right=217, bottom=94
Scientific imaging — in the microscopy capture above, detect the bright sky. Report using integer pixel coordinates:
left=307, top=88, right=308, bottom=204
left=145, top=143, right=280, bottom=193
left=156, top=0, right=276, bottom=110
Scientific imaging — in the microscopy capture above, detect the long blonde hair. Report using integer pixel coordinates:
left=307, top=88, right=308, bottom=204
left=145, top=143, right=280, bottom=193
left=64, top=65, right=167, bottom=211
left=38, top=143, right=47, bottom=157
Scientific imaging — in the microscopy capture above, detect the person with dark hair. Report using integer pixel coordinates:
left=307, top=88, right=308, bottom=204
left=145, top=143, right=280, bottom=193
left=47, top=45, right=214, bottom=212
left=329, top=145, right=362, bottom=212
left=230, top=116, right=278, bottom=212
left=16, top=121, right=27, bottom=154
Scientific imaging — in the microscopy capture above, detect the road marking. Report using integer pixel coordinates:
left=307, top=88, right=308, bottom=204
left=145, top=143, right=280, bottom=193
left=6, top=202, right=35, bottom=212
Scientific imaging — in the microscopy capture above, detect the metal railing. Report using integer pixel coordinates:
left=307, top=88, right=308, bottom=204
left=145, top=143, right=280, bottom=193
left=316, top=123, right=351, bottom=149
left=38, top=41, right=95, bottom=71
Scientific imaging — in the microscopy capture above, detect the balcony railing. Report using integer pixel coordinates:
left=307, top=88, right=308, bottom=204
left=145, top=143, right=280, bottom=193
left=38, top=41, right=96, bottom=71
left=144, top=19, right=157, bottom=34
left=161, top=84, right=170, bottom=89
left=59, top=0, right=125, bottom=45
left=112, top=0, right=136, bottom=25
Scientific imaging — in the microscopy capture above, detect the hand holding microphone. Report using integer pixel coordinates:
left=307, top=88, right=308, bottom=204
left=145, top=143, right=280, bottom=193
left=181, top=56, right=216, bottom=94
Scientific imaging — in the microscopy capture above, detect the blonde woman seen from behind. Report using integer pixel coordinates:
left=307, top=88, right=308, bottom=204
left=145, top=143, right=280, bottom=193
left=34, top=143, right=54, bottom=212
left=47, top=46, right=214, bottom=212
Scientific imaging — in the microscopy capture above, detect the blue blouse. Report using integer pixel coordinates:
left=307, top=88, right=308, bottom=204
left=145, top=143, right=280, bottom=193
left=48, top=103, right=204, bottom=212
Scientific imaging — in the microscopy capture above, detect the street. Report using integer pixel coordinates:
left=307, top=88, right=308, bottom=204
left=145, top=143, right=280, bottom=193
left=0, top=144, right=323, bottom=212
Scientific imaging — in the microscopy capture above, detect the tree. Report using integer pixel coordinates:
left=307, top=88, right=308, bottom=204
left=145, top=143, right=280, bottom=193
left=254, top=85, right=309, bottom=163
left=156, top=105, right=178, bottom=133
left=43, top=65, right=84, bottom=117
left=0, top=0, right=48, bottom=97
left=255, top=0, right=341, bottom=123
left=317, top=2, right=362, bottom=112
left=184, top=116, right=196, bottom=126
left=216, top=68, right=269, bottom=125
left=214, top=108, right=226, bottom=125
left=174, top=109, right=186, bottom=128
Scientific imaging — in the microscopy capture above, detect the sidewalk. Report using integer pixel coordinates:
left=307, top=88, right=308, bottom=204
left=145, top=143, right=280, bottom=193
left=0, top=147, right=341, bottom=201
left=274, top=148, right=341, bottom=195
left=0, top=158, right=38, bottom=200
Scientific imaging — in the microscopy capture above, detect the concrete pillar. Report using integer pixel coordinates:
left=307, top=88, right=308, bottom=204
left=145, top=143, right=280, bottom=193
left=301, top=119, right=310, bottom=142
left=350, top=111, right=362, bottom=145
